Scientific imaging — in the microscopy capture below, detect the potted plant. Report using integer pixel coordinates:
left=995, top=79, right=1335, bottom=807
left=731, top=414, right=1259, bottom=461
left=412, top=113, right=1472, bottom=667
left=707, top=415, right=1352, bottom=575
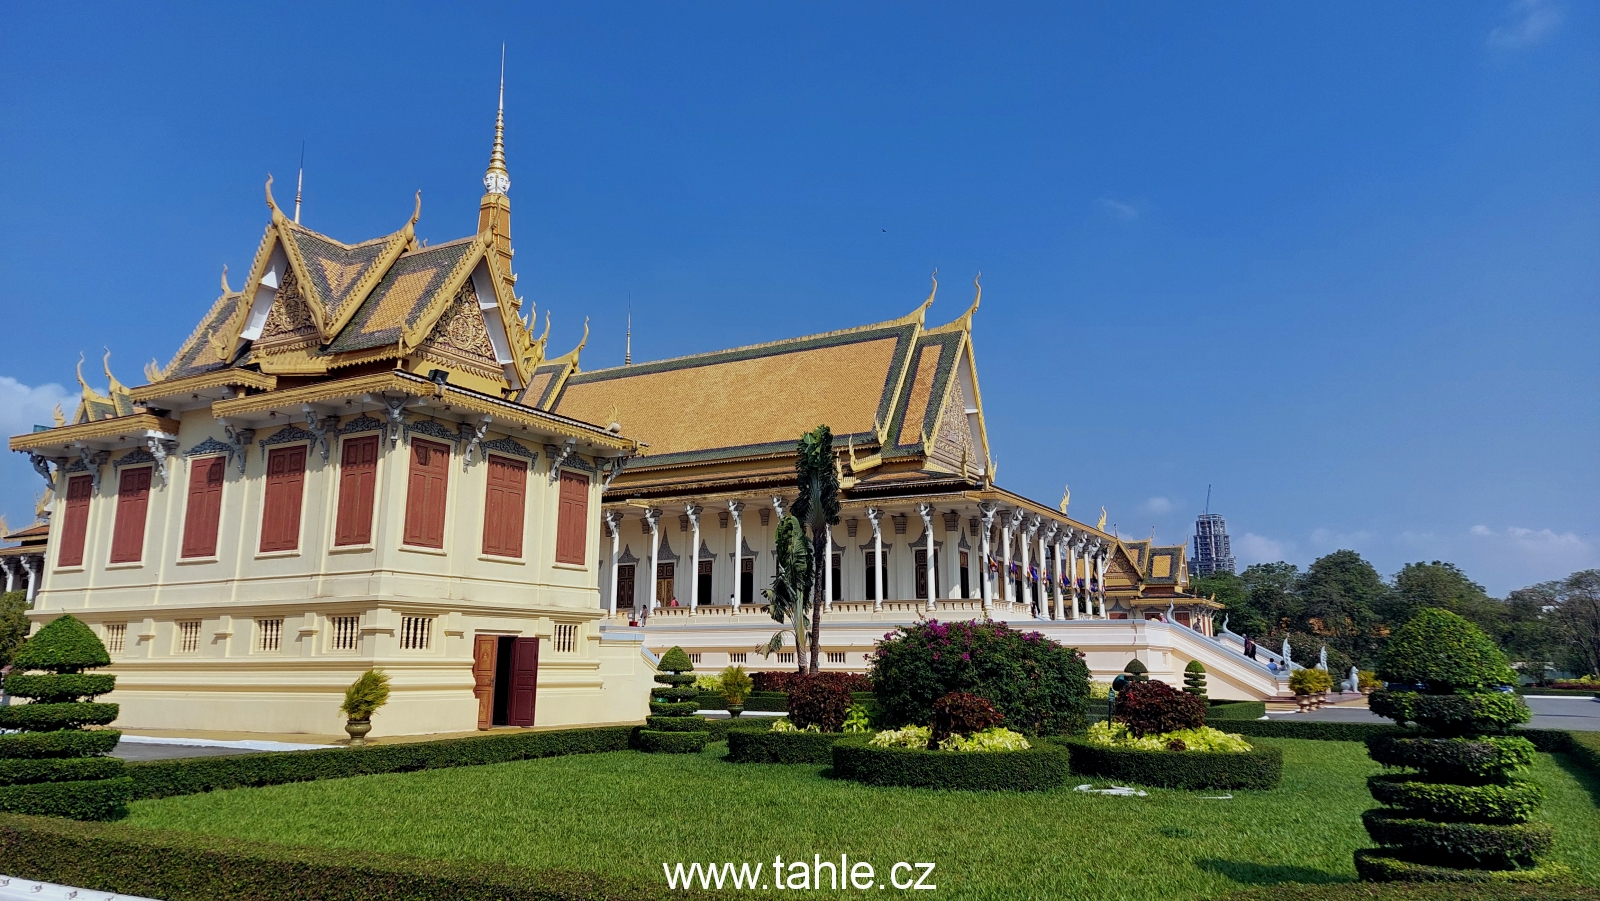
left=720, top=664, right=753, bottom=717
left=1289, top=667, right=1331, bottom=711
left=341, top=668, right=390, bottom=746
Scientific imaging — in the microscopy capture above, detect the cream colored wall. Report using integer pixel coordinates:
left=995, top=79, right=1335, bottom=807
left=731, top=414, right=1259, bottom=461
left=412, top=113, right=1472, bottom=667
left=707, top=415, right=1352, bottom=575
left=33, top=408, right=654, bottom=737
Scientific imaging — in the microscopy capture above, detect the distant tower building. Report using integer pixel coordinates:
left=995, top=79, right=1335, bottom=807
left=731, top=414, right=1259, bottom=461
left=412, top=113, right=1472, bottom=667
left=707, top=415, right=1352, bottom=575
left=1190, top=513, right=1235, bottom=577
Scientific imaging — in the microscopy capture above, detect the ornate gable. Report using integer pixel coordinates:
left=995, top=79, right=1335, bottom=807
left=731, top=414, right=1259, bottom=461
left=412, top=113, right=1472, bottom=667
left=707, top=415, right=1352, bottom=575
left=416, top=280, right=502, bottom=383
left=255, top=264, right=321, bottom=355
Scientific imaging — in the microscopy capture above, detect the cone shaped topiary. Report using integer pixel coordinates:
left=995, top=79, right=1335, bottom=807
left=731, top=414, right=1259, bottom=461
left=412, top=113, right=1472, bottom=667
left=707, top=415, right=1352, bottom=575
left=639, top=645, right=709, bottom=753
left=1355, top=608, right=1558, bottom=882
left=0, top=615, right=130, bottom=820
left=1122, top=659, right=1149, bottom=681
left=1183, top=660, right=1208, bottom=698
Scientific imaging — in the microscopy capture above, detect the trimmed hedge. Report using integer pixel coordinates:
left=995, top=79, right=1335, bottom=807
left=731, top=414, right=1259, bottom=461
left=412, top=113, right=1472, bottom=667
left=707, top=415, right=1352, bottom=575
left=696, top=691, right=789, bottom=712
left=0, top=756, right=126, bottom=787
left=1214, top=718, right=1584, bottom=757
left=636, top=731, right=708, bottom=754
left=128, top=725, right=634, bottom=800
left=1369, top=691, right=1530, bottom=736
left=648, top=701, right=700, bottom=717
left=0, top=730, right=122, bottom=760
left=831, top=736, right=1072, bottom=791
left=1065, top=740, right=1283, bottom=790
left=1379, top=608, right=1516, bottom=692
left=2, top=673, right=117, bottom=702
left=1350, top=851, right=1574, bottom=889
left=1367, top=735, right=1536, bottom=783
left=10, top=615, right=110, bottom=672
left=0, top=812, right=689, bottom=901
left=0, top=701, right=120, bottom=731
left=1367, top=775, right=1542, bottom=825
left=1361, top=810, right=1553, bottom=869
left=644, top=716, right=707, bottom=733
left=0, top=777, right=132, bottom=821
left=1206, top=700, right=1267, bottom=720
left=725, top=728, right=841, bottom=764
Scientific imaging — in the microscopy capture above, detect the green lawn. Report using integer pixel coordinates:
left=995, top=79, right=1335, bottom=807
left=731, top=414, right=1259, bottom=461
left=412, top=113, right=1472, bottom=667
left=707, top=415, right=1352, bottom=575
left=124, top=738, right=1600, bottom=901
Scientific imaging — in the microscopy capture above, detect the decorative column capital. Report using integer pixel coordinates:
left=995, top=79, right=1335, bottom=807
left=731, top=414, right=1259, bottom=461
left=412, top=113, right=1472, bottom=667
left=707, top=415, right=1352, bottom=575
left=916, top=501, right=935, bottom=528
left=771, top=496, right=787, bottom=520
left=865, top=506, right=883, bottom=533
left=642, top=508, right=662, bottom=534
left=727, top=499, right=745, bottom=520
left=602, top=509, right=623, bottom=537
left=684, top=504, right=703, bottom=528
left=1006, top=507, right=1024, bottom=529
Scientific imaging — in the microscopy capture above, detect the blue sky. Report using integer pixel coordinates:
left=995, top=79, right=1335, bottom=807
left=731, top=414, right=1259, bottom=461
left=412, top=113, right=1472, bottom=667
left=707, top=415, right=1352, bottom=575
left=0, top=2, right=1595, bottom=595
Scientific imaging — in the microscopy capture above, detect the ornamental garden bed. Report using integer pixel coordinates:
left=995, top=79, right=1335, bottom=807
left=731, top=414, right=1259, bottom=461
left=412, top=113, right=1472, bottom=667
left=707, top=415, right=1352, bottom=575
left=831, top=735, right=1073, bottom=791
left=1065, top=740, right=1284, bottom=790
left=725, top=726, right=841, bottom=764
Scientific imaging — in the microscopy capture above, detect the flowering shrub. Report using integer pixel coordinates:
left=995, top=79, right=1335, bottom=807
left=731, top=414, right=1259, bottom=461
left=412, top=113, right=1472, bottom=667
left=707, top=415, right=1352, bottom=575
left=751, top=671, right=872, bottom=694
left=870, top=725, right=932, bottom=749
left=788, top=676, right=854, bottom=732
left=1114, top=680, right=1205, bottom=737
left=929, top=691, right=1004, bottom=748
left=870, top=620, right=1090, bottom=734
left=770, top=717, right=821, bottom=734
left=1085, top=721, right=1253, bottom=753
left=940, top=727, right=1031, bottom=752
left=842, top=703, right=873, bottom=734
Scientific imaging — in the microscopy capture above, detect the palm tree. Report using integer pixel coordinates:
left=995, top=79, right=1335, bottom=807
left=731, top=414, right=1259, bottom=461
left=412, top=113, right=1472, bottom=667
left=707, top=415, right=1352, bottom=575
left=760, top=514, right=811, bottom=673
left=791, top=425, right=841, bottom=675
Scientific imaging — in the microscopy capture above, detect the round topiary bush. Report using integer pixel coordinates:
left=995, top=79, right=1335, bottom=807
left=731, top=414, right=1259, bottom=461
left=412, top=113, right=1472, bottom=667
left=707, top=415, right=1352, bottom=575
left=1358, top=608, right=1555, bottom=882
left=831, top=735, right=1071, bottom=791
left=870, top=620, right=1089, bottom=735
left=1183, top=660, right=1207, bottom=698
left=638, top=646, right=708, bottom=754
left=1122, top=659, right=1149, bottom=681
left=0, top=615, right=130, bottom=820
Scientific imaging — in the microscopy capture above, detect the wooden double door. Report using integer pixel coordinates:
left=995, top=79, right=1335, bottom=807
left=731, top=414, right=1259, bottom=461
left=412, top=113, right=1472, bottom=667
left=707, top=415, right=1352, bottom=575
left=473, top=634, right=540, bottom=729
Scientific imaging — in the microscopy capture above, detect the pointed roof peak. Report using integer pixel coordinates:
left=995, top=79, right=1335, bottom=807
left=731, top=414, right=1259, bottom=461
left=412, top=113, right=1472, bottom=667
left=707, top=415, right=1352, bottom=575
left=483, top=46, right=510, bottom=196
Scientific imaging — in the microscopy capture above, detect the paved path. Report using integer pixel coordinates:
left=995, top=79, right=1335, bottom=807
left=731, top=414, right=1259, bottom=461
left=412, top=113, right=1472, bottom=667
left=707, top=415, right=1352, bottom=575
left=110, top=743, right=263, bottom=762
left=1265, top=696, right=1600, bottom=733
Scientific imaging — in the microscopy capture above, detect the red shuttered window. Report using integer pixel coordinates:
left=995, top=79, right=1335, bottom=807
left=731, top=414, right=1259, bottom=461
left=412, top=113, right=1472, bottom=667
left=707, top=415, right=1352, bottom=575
left=109, top=467, right=152, bottom=564
left=334, top=436, right=379, bottom=546
left=481, top=455, right=528, bottom=558
left=180, top=456, right=225, bottom=558
left=57, top=475, right=93, bottom=567
left=403, top=439, right=450, bottom=548
left=554, top=470, right=589, bottom=565
left=259, top=446, right=307, bottom=553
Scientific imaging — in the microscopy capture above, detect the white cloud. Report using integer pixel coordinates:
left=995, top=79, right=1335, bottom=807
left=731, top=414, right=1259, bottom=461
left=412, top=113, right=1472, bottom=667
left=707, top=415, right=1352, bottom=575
left=1469, top=524, right=1595, bottom=575
left=1309, top=527, right=1377, bottom=550
left=0, top=376, right=71, bottom=439
left=1097, top=197, right=1139, bottom=221
left=1237, top=532, right=1289, bottom=565
left=1488, top=0, right=1563, bottom=48
left=1141, top=496, right=1175, bottom=515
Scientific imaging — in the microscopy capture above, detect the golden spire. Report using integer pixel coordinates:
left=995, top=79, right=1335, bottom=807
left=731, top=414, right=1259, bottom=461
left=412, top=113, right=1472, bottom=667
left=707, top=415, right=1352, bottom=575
left=483, top=45, right=510, bottom=197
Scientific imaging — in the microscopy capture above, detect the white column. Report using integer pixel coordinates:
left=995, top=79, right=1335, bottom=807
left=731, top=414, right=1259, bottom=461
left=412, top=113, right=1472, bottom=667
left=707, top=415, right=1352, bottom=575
left=978, top=503, right=996, bottom=611
left=728, top=501, right=745, bottom=609
left=1069, top=539, right=1080, bottom=619
left=3, top=560, right=15, bottom=594
left=824, top=523, right=835, bottom=611
left=25, top=557, right=40, bottom=604
left=917, top=502, right=936, bottom=610
left=1000, top=511, right=1015, bottom=605
left=644, top=508, right=662, bottom=616
left=1035, top=521, right=1049, bottom=620
left=604, top=511, right=622, bottom=619
left=1096, top=548, right=1108, bottom=618
left=685, top=505, right=702, bottom=612
left=866, top=507, right=884, bottom=610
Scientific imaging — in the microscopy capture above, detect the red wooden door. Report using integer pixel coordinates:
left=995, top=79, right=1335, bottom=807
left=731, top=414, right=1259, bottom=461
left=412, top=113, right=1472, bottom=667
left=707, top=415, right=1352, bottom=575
left=509, top=637, right=539, bottom=727
left=58, top=475, right=93, bottom=567
left=181, top=456, right=225, bottom=558
left=404, top=439, right=449, bottom=548
left=109, top=467, right=152, bottom=563
left=334, top=436, right=379, bottom=546
left=472, top=634, right=497, bottom=730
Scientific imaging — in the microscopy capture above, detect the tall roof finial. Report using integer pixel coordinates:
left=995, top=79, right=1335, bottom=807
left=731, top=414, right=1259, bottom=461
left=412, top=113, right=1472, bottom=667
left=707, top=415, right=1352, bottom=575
left=483, top=44, right=510, bottom=197
left=625, top=293, right=632, bottom=366
left=294, top=141, right=305, bottom=224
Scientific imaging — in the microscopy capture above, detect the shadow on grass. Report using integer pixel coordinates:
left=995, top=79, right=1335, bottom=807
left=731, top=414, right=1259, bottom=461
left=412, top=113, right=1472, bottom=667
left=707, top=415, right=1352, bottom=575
left=1551, top=753, right=1600, bottom=807
left=1196, top=858, right=1347, bottom=887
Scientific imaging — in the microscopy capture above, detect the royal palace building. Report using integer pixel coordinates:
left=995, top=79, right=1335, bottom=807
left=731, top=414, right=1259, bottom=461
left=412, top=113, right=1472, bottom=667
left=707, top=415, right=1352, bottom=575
left=8, top=100, right=1286, bottom=738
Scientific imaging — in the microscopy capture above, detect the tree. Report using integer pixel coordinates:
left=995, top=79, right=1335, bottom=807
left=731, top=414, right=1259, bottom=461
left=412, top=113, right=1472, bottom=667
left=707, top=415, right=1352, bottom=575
left=1389, top=561, right=1501, bottom=636
left=1298, top=550, right=1389, bottom=665
left=1547, top=570, right=1600, bottom=677
left=790, top=425, right=840, bottom=675
left=1190, top=570, right=1257, bottom=634
left=1240, top=562, right=1301, bottom=635
left=0, top=590, right=28, bottom=671
left=760, top=514, right=811, bottom=672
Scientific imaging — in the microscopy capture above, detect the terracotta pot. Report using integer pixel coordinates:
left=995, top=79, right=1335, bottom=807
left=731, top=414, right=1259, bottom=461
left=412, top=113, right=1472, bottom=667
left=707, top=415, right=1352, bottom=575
left=1296, top=694, right=1311, bottom=711
left=726, top=704, right=744, bottom=718
left=345, top=718, right=373, bottom=746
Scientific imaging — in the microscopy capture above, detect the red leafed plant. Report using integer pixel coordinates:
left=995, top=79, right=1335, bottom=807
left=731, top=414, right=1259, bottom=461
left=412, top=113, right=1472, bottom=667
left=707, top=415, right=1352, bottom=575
left=1114, top=680, right=1205, bottom=738
left=752, top=671, right=872, bottom=694
left=929, top=691, right=1005, bottom=748
left=787, top=676, right=854, bottom=732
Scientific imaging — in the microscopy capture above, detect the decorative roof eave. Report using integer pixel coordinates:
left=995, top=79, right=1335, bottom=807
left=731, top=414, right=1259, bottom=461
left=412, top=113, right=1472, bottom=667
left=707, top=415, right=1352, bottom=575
left=127, top=369, right=277, bottom=405
left=208, top=370, right=634, bottom=452
left=10, top=413, right=182, bottom=454
left=475, top=234, right=541, bottom=384
left=217, top=219, right=284, bottom=360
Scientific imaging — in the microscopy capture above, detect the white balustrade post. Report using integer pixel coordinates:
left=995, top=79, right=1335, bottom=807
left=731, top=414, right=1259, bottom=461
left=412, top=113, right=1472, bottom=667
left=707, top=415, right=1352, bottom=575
left=685, top=505, right=702, bottom=612
left=728, top=501, right=744, bottom=609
